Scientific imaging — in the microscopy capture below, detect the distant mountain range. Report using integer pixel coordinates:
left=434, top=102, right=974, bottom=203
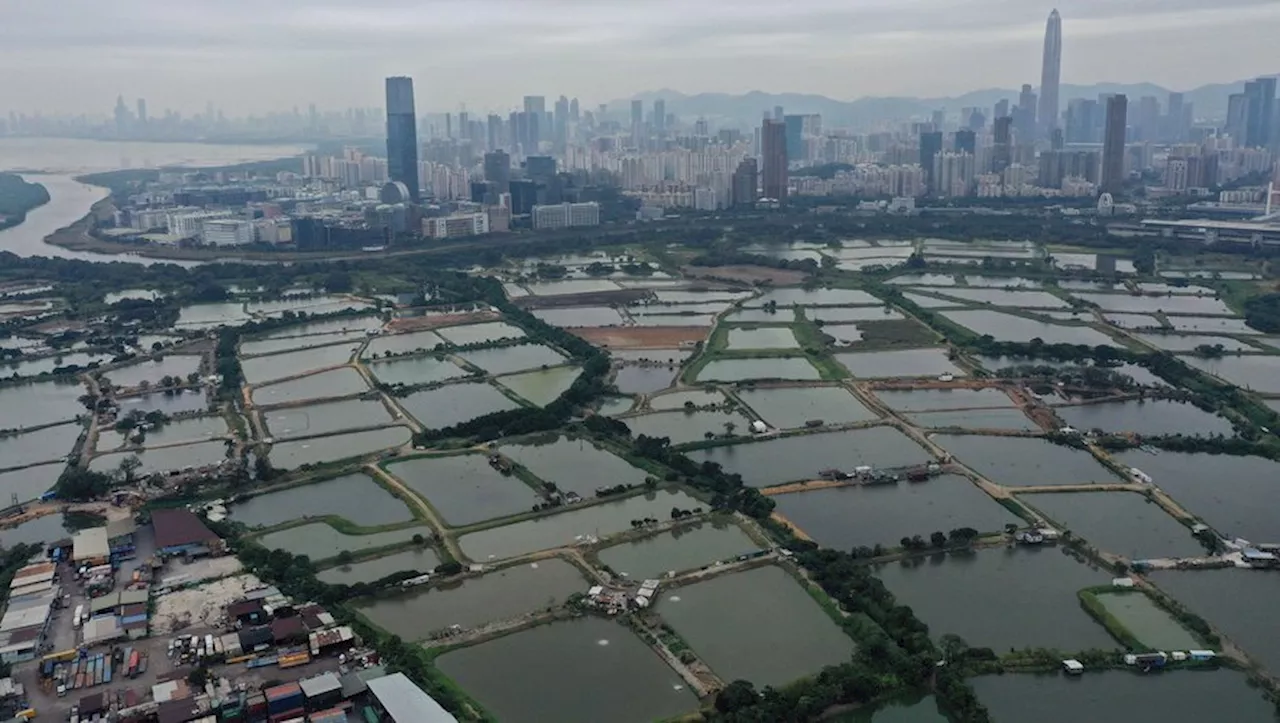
left=615, top=75, right=1279, bottom=129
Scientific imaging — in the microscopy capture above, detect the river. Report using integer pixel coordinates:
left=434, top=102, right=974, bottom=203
left=0, top=137, right=308, bottom=263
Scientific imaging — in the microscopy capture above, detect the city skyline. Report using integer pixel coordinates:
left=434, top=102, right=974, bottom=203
left=3, top=1, right=1279, bottom=115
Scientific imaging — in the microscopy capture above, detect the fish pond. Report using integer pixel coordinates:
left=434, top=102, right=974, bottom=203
left=1182, top=355, right=1280, bottom=393
left=115, top=389, right=208, bottom=417
left=103, top=354, right=202, bottom=388
left=752, top=288, right=882, bottom=307
left=724, top=327, right=799, bottom=350
left=1055, top=399, right=1235, bottom=437
left=1071, top=293, right=1235, bottom=316
left=436, top=616, right=696, bottom=723
left=359, top=559, right=588, bottom=639
left=736, top=386, right=878, bottom=429
left=459, top=344, right=567, bottom=376
left=1110, top=450, right=1280, bottom=542
left=1022, top=491, right=1203, bottom=560
left=647, top=389, right=726, bottom=411
left=229, top=473, right=412, bottom=529
left=0, top=382, right=93, bottom=430
left=0, top=423, right=81, bottom=469
left=267, top=427, right=410, bottom=469
left=458, top=489, right=704, bottom=561
left=805, top=306, right=904, bottom=323
left=972, top=670, right=1274, bottom=723
left=907, top=408, right=1037, bottom=431
left=940, top=310, right=1116, bottom=346
left=1093, top=591, right=1201, bottom=649
left=531, top=306, right=626, bottom=327
left=875, top=547, right=1113, bottom=651
left=365, top=356, right=468, bottom=387
left=0, top=462, right=65, bottom=504
left=251, top=368, right=369, bottom=406
left=435, top=321, right=526, bottom=345
left=96, top=414, right=227, bottom=451
left=929, top=288, right=1069, bottom=308
left=657, top=565, right=854, bottom=687
left=498, top=435, right=650, bottom=496
left=934, top=435, right=1120, bottom=487
left=495, top=365, right=582, bottom=406
left=386, top=454, right=538, bottom=527
left=836, top=349, right=964, bottom=379
left=874, top=388, right=1014, bottom=411
left=255, top=522, right=431, bottom=561
left=240, top=343, right=359, bottom=385
left=316, top=547, right=441, bottom=586
left=396, top=382, right=522, bottom=430
left=1132, top=333, right=1258, bottom=352
left=90, top=440, right=228, bottom=476
left=263, top=398, right=393, bottom=439
left=596, top=521, right=759, bottom=579
left=613, top=365, right=678, bottom=394
left=622, top=410, right=753, bottom=445
left=1148, top=569, right=1280, bottom=673
left=773, top=475, right=1017, bottom=550
left=362, top=330, right=445, bottom=358
left=694, top=427, right=931, bottom=488
left=696, top=357, right=820, bottom=382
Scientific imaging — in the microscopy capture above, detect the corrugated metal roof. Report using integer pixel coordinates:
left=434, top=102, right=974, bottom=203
left=367, top=673, right=458, bottom=723
left=264, top=682, right=302, bottom=700
left=72, top=528, right=110, bottom=561
left=298, top=672, right=342, bottom=697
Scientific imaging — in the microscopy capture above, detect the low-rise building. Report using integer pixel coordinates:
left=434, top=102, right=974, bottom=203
left=367, top=672, right=458, bottom=723
left=425, top=213, right=489, bottom=239
left=532, top=202, right=600, bottom=230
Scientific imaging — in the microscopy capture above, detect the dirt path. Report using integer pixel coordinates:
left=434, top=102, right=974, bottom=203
left=365, top=463, right=464, bottom=562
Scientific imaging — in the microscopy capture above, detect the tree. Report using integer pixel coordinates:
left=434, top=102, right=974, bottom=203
left=930, top=531, right=948, bottom=548
left=715, top=680, right=759, bottom=713
left=117, top=455, right=143, bottom=484
left=939, top=633, right=969, bottom=662
left=723, top=421, right=737, bottom=437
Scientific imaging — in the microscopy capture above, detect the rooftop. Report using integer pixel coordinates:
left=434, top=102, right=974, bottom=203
left=151, top=508, right=219, bottom=551
left=367, top=672, right=458, bottom=723
left=72, top=527, right=110, bottom=561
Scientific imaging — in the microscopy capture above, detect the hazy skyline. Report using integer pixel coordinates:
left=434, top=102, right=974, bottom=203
left=3, top=0, right=1279, bottom=115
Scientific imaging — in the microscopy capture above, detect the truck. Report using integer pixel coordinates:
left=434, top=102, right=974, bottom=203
left=73, top=605, right=84, bottom=629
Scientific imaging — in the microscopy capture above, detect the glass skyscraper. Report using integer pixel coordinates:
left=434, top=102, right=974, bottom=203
left=385, top=76, right=419, bottom=201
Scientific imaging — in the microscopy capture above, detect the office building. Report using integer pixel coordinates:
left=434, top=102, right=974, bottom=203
left=525, top=155, right=557, bottom=182
left=1065, top=98, right=1099, bottom=143
left=760, top=118, right=788, bottom=201
left=1101, top=94, right=1128, bottom=193
left=426, top=213, right=489, bottom=239
left=509, top=179, right=537, bottom=215
left=919, top=131, right=943, bottom=192
left=954, top=129, right=976, bottom=155
left=1244, top=77, right=1276, bottom=148
left=731, top=158, right=758, bottom=207
left=385, top=77, right=420, bottom=201
left=483, top=150, right=510, bottom=194
left=1015, top=85, right=1037, bottom=141
left=532, top=202, right=600, bottom=230
left=784, top=115, right=805, bottom=162
left=994, top=99, right=1010, bottom=123
left=201, top=218, right=254, bottom=246
left=1038, top=9, right=1062, bottom=136
left=1226, top=93, right=1251, bottom=144
left=992, top=116, right=1013, bottom=174
left=654, top=99, right=666, bottom=134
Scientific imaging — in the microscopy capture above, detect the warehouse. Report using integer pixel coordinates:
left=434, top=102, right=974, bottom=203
left=367, top=672, right=458, bottom=723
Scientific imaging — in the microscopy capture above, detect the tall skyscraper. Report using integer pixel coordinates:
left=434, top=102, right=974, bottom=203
left=1015, top=84, right=1038, bottom=140
left=954, top=129, right=976, bottom=155
left=731, top=158, right=758, bottom=208
left=919, top=131, right=943, bottom=193
left=136, top=99, right=147, bottom=126
left=653, top=99, right=666, bottom=134
left=1243, top=77, right=1276, bottom=148
left=630, top=100, right=643, bottom=127
left=483, top=150, right=511, bottom=194
left=760, top=118, right=788, bottom=202
left=1101, top=94, right=1128, bottom=193
left=1226, top=93, right=1250, bottom=144
left=1038, top=9, right=1062, bottom=136
left=784, top=115, right=805, bottom=162
left=385, top=76, right=420, bottom=201
left=994, top=99, right=1010, bottom=122
left=524, top=96, right=546, bottom=142
left=992, top=116, right=1013, bottom=174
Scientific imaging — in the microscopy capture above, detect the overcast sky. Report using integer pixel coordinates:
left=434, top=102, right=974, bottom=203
left=3, top=0, right=1278, bottom=115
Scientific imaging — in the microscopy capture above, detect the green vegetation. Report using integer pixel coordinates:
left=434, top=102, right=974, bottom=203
left=0, top=174, right=51, bottom=230
left=1244, top=293, right=1280, bottom=333
left=1078, top=587, right=1147, bottom=651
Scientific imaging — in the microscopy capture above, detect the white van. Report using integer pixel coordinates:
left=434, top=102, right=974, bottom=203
left=73, top=605, right=84, bottom=629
